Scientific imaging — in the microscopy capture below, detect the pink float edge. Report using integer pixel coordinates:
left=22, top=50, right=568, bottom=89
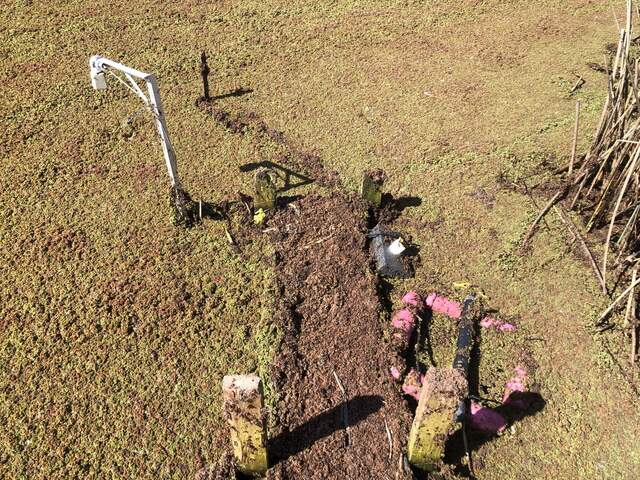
left=468, top=401, right=507, bottom=434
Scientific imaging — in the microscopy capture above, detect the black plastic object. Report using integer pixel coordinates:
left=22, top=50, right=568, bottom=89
left=369, top=223, right=412, bottom=278
left=452, top=294, right=477, bottom=422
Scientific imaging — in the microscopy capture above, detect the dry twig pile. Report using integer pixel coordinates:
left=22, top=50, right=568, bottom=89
left=566, top=1, right=640, bottom=361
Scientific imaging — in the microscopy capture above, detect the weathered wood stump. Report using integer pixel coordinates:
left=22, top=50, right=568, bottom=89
left=360, top=169, right=386, bottom=207
left=407, top=368, right=466, bottom=472
left=222, top=374, right=268, bottom=476
left=254, top=169, right=277, bottom=210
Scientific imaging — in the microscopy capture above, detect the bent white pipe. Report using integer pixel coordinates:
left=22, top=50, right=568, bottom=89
left=89, top=55, right=181, bottom=189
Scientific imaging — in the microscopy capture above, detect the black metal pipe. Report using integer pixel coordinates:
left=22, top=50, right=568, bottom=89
left=452, top=294, right=477, bottom=423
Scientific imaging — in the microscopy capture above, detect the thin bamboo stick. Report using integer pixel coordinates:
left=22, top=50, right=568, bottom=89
left=555, top=205, right=607, bottom=294
left=569, top=101, right=581, bottom=176
left=596, top=276, right=640, bottom=325
left=602, top=147, right=640, bottom=285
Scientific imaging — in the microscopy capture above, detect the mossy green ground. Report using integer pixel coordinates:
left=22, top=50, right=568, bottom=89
left=2, top=0, right=640, bottom=478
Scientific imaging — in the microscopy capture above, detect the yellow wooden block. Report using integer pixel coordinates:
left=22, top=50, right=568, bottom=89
left=360, top=172, right=383, bottom=206
left=407, top=368, right=467, bottom=472
left=254, top=170, right=277, bottom=210
left=222, top=374, right=269, bottom=475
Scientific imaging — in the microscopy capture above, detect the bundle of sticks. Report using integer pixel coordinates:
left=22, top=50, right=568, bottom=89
left=565, top=1, right=640, bottom=362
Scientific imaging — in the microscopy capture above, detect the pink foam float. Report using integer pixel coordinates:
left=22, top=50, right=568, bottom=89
left=401, top=290, right=423, bottom=309
left=390, top=366, right=402, bottom=380
left=426, top=293, right=516, bottom=332
left=425, top=292, right=462, bottom=318
left=391, top=308, right=416, bottom=341
left=468, top=401, right=507, bottom=434
left=401, top=369, right=423, bottom=400
left=468, top=366, right=529, bottom=434
left=390, top=291, right=424, bottom=348
left=503, top=366, right=531, bottom=409
left=479, top=317, right=497, bottom=328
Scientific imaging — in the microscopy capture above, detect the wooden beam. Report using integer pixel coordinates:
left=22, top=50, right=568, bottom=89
left=407, top=368, right=466, bottom=472
left=360, top=170, right=385, bottom=206
left=254, top=169, right=277, bottom=210
left=222, top=374, right=268, bottom=475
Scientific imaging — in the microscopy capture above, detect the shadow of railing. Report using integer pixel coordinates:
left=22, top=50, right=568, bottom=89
left=240, top=161, right=314, bottom=193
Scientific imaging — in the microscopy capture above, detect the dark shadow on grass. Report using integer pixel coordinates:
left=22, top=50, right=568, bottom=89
left=212, top=87, right=253, bottom=101
left=441, top=392, right=546, bottom=479
left=240, top=161, right=314, bottom=193
left=467, top=318, right=482, bottom=399
left=269, top=395, right=383, bottom=465
left=198, top=201, right=226, bottom=220
left=383, top=194, right=423, bottom=211
left=375, top=278, right=395, bottom=321
left=411, top=308, right=436, bottom=373
left=276, top=194, right=305, bottom=208
left=403, top=241, right=421, bottom=259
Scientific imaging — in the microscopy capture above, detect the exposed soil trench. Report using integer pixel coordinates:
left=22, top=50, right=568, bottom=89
left=266, top=194, right=413, bottom=479
left=201, top=103, right=414, bottom=478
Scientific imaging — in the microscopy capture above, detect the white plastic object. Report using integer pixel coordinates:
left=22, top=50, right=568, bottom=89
left=90, top=69, right=107, bottom=90
left=388, top=238, right=406, bottom=256
left=88, top=55, right=181, bottom=189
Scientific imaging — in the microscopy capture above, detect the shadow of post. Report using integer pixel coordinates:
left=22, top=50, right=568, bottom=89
left=199, top=201, right=225, bottom=220
left=441, top=392, right=546, bottom=479
left=211, top=87, right=254, bottom=101
left=268, top=395, right=383, bottom=465
left=240, top=161, right=314, bottom=193
left=377, top=193, right=423, bottom=223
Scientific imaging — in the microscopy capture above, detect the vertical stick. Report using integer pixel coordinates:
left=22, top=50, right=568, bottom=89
left=602, top=147, right=640, bottom=286
left=629, top=268, right=638, bottom=364
left=200, top=51, right=210, bottom=101
left=222, top=374, right=268, bottom=476
left=569, top=100, right=581, bottom=176
left=609, top=0, right=621, bottom=31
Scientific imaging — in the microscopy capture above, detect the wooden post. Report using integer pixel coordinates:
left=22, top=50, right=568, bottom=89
left=407, top=368, right=466, bottom=472
left=360, top=170, right=385, bottom=207
left=254, top=169, right=277, bottom=210
left=222, top=374, right=268, bottom=476
left=568, top=100, right=581, bottom=175
left=200, top=51, right=210, bottom=101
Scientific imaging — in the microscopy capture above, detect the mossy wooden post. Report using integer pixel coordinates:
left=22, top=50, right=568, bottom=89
left=407, top=368, right=466, bottom=472
left=360, top=171, right=384, bottom=207
left=222, top=374, right=268, bottom=476
left=254, top=169, right=277, bottom=210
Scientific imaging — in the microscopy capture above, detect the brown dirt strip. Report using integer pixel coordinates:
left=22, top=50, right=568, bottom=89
left=265, top=193, right=413, bottom=479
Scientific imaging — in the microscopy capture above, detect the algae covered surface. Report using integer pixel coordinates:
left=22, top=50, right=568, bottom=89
left=2, top=0, right=640, bottom=478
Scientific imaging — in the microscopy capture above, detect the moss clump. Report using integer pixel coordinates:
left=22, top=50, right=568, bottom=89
left=170, top=186, right=199, bottom=228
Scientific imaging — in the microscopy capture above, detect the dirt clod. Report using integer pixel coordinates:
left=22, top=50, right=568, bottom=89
left=366, top=168, right=388, bottom=186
